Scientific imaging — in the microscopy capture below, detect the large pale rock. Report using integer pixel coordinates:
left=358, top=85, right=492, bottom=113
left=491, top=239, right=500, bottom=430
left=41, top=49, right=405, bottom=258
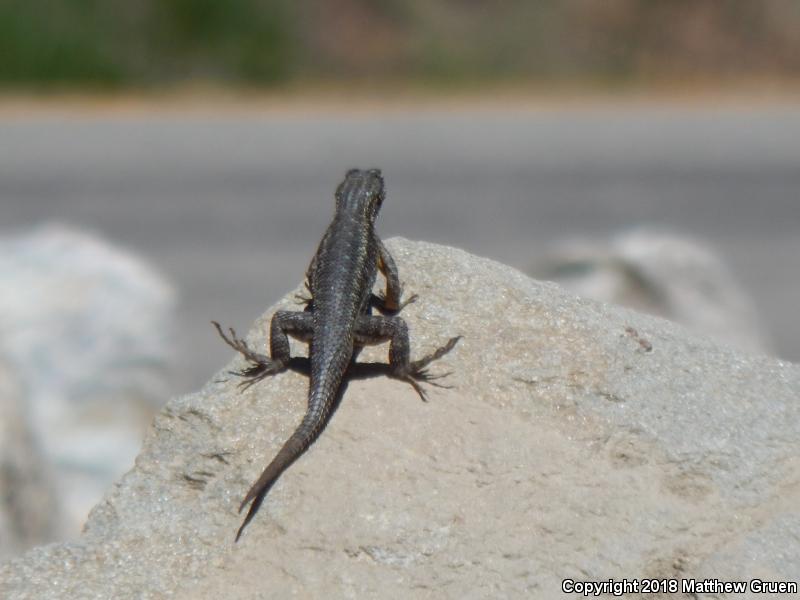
left=0, top=224, right=177, bottom=541
left=0, top=358, right=60, bottom=559
left=533, top=228, right=771, bottom=354
left=1, top=239, right=798, bottom=599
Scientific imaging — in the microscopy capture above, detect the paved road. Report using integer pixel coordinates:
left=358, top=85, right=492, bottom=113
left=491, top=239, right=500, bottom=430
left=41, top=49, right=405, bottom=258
left=2, top=103, right=799, bottom=392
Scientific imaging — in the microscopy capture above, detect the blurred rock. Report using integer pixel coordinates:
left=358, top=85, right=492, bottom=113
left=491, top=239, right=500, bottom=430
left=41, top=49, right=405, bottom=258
left=0, top=357, right=59, bottom=559
left=1, top=239, right=797, bottom=599
left=0, top=224, right=177, bottom=542
left=534, top=228, right=770, bottom=354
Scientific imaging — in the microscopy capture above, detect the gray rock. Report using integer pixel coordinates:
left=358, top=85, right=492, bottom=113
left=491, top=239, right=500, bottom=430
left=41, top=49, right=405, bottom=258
left=1, top=238, right=797, bottom=599
left=0, top=357, right=60, bottom=559
left=0, top=224, right=177, bottom=542
left=534, top=228, right=771, bottom=354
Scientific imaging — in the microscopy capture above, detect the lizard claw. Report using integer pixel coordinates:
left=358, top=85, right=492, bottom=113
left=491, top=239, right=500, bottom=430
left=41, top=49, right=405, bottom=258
left=373, top=291, right=418, bottom=314
left=228, top=363, right=284, bottom=392
left=392, top=336, right=460, bottom=400
left=393, top=365, right=455, bottom=401
left=213, top=321, right=283, bottom=391
left=294, top=292, right=312, bottom=306
left=397, top=293, right=418, bottom=311
left=401, top=375, right=430, bottom=402
left=409, top=336, right=461, bottom=372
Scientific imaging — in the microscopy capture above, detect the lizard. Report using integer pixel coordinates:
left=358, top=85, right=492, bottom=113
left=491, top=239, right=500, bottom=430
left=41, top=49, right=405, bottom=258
left=213, top=168, right=460, bottom=541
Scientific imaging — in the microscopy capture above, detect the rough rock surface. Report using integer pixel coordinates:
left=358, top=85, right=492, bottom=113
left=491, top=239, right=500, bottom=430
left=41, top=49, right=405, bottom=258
left=1, top=239, right=798, bottom=599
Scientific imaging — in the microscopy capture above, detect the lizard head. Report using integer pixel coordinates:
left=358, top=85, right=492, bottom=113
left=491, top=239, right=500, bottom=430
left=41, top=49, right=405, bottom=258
left=335, top=168, right=385, bottom=222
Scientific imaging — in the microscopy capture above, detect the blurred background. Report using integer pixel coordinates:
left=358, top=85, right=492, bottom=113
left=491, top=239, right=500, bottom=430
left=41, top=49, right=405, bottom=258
left=1, top=0, right=799, bottom=555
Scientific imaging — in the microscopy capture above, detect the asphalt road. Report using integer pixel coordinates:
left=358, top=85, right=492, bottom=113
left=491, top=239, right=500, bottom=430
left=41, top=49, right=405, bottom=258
left=2, top=102, right=799, bottom=393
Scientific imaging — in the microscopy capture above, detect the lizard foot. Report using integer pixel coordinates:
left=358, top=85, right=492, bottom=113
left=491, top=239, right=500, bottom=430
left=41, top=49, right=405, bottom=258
left=373, top=291, right=418, bottom=314
left=397, top=293, right=419, bottom=311
left=212, top=321, right=285, bottom=391
left=393, top=335, right=461, bottom=402
left=294, top=292, right=312, bottom=306
left=409, top=335, right=460, bottom=372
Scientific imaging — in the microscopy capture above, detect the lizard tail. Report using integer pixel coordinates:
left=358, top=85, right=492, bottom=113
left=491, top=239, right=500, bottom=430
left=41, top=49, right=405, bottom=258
left=235, top=390, right=336, bottom=541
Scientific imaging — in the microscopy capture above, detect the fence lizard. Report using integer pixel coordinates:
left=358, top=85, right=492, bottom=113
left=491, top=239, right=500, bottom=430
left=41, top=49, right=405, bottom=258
left=214, top=168, right=460, bottom=540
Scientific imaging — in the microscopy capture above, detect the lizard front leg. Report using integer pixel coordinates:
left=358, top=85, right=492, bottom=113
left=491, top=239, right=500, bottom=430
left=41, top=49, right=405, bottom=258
left=374, top=238, right=417, bottom=313
left=213, top=310, right=313, bottom=390
left=354, top=314, right=460, bottom=401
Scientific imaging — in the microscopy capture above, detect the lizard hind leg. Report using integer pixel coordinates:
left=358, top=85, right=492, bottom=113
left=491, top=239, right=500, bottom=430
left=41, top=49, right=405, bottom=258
left=213, top=310, right=313, bottom=390
left=354, top=314, right=460, bottom=401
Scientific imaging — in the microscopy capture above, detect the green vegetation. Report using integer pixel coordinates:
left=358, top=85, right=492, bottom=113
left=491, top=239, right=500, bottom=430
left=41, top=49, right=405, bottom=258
left=0, top=0, right=123, bottom=85
left=0, top=0, right=293, bottom=87
left=1, top=0, right=798, bottom=89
